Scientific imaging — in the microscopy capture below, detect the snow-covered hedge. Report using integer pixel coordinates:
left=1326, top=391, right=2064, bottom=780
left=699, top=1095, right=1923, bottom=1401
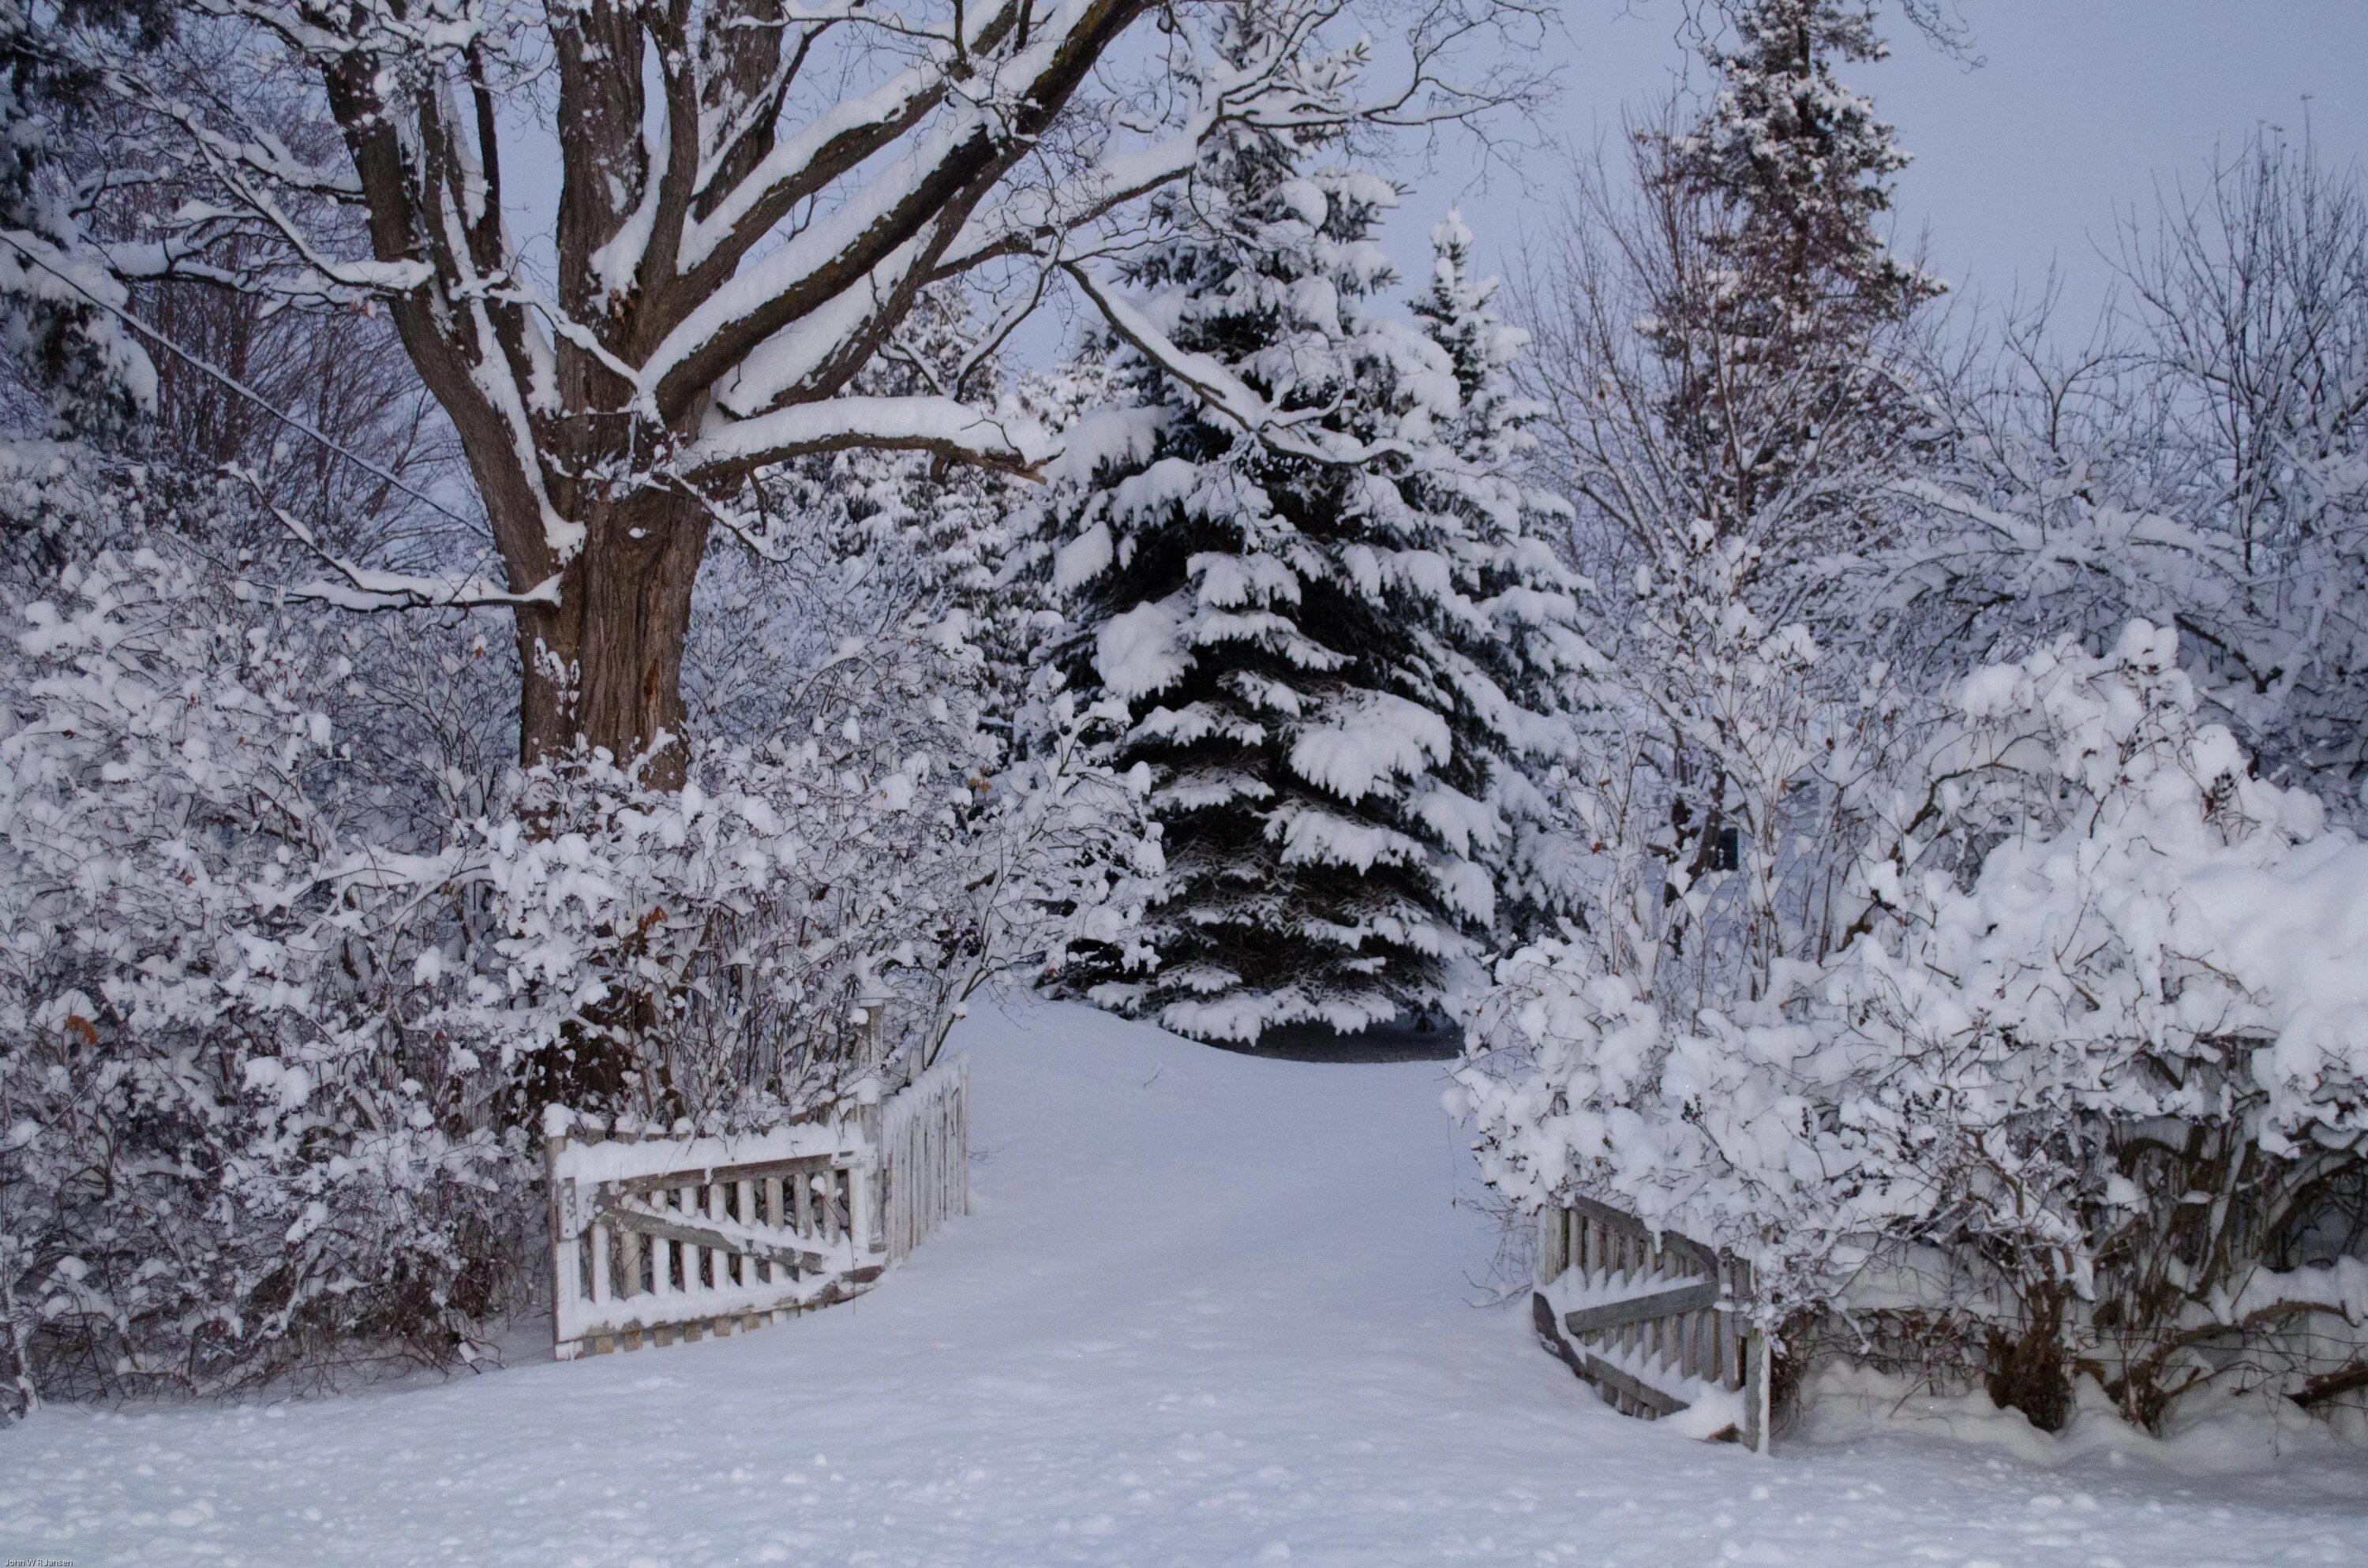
left=1453, top=622, right=2368, bottom=1429
left=0, top=552, right=1158, bottom=1413
left=0, top=552, right=523, bottom=1409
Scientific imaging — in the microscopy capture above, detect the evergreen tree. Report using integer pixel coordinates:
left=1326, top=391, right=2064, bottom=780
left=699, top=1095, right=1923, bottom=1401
left=1047, top=120, right=1585, bottom=1042
left=1, top=0, right=167, bottom=438
left=1675, top=0, right=1939, bottom=351
left=1408, top=208, right=1580, bottom=701
left=1645, top=0, right=1943, bottom=534
left=1408, top=210, right=1598, bottom=934
left=799, top=283, right=1025, bottom=624
left=1413, top=210, right=1532, bottom=462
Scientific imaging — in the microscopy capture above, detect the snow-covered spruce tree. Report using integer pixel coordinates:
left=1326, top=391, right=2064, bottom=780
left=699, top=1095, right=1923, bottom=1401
left=804, top=283, right=1087, bottom=727
left=1666, top=0, right=1938, bottom=399
left=1047, top=111, right=1586, bottom=1042
left=1632, top=0, right=1943, bottom=638
left=812, top=286, right=1025, bottom=611
left=1407, top=209, right=1595, bottom=935
left=0, top=0, right=162, bottom=440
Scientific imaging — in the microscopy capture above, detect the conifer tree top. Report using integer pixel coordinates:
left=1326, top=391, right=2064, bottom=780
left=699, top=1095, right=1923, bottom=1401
left=1669, top=0, right=1943, bottom=349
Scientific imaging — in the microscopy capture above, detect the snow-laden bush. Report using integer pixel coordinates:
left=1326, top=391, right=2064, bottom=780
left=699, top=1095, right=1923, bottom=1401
left=1454, top=621, right=2368, bottom=1431
left=0, top=551, right=524, bottom=1410
left=0, top=551, right=1160, bottom=1414
left=496, top=621, right=1165, bottom=1126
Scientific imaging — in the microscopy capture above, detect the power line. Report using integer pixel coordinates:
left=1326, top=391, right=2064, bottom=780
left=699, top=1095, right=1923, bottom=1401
left=0, top=231, right=481, bottom=530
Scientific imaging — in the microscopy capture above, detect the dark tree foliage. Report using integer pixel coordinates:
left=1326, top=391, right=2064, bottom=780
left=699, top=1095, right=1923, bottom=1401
left=1050, top=91, right=1582, bottom=1042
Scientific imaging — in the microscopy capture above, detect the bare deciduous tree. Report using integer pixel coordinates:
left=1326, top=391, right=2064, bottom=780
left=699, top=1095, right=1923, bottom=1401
left=1883, top=132, right=2368, bottom=806
left=55, top=0, right=1545, bottom=782
left=1505, top=2, right=1941, bottom=1008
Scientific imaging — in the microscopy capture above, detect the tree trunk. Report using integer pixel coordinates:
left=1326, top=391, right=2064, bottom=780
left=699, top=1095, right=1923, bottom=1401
left=497, top=485, right=711, bottom=1117
left=512, top=488, right=712, bottom=790
left=1985, top=1285, right=2074, bottom=1432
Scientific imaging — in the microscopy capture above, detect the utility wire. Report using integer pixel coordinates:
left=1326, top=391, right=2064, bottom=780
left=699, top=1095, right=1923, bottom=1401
left=0, top=230, right=481, bottom=530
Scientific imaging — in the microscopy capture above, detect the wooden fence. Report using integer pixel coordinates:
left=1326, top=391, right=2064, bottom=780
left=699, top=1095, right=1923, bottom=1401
left=1533, top=1193, right=1771, bottom=1452
left=545, top=1058, right=968, bottom=1360
left=879, top=1056, right=969, bottom=1265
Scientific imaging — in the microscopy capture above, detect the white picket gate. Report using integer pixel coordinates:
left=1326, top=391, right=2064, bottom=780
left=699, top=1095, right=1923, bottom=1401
left=1533, top=1194, right=1773, bottom=1452
left=879, top=1057, right=969, bottom=1265
left=545, top=1058, right=968, bottom=1360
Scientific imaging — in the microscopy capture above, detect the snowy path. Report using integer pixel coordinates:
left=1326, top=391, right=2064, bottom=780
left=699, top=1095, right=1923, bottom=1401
left=6, top=999, right=2367, bottom=1566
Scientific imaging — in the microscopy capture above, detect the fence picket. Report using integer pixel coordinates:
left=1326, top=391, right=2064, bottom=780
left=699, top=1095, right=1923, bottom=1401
left=547, top=1061, right=967, bottom=1361
left=1534, top=1199, right=1769, bottom=1454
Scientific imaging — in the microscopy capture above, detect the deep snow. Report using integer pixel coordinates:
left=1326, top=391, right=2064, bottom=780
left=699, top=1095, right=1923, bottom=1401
left=5, top=998, right=2366, bottom=1566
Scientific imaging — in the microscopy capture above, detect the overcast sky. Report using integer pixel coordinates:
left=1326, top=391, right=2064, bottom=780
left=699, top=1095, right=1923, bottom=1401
left=493, top=3, right=2368, bottom=365
left=1403, top=0, right=2368, bottom=324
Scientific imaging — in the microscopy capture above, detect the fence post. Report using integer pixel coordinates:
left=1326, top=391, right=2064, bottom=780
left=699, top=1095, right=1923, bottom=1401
left=856, top=1097, right=887, bottom=1263
left=545, top=1125, right=574, bottom=1360
left=1538, top=1206, right=1570, bottom=1285
left=1743, top=1326, right=1773, bottom=1456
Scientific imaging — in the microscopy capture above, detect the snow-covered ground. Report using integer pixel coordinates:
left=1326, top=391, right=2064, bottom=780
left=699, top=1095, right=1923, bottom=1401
left=6, top=999, right=2366, bottom=1566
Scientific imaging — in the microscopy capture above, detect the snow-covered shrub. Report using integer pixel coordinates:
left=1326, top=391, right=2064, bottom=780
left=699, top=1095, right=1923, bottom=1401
left=1876, top=134, right=2368, bottom=822
left=0, top=551, right=526, bottom=1412
left=0, top=548, right=1160, bottom=1415
left=502, top=616, right=1164, bottom=1128
left=1505, top=545, right=1902, bottom=1012
left=1503, top=0, right=1943, bottom=1072
left=1454, top=621, right=2368, bottom=1431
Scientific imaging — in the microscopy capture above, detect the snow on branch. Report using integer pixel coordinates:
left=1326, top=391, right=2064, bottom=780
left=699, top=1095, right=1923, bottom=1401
left=231, top=468, right=560, bottom=612
left=1063, top=263, right=1406, bottom=468
left=1453, top=616, right=2368, bottom=1423
left=682, top=395, right=1049, bottom=479
left=0, top=540, right=1159, bottom=1404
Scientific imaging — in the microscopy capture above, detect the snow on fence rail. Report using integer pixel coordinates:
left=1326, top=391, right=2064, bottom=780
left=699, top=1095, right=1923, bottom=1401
left=1533, top=1194, right=1771, bottom=1453
left=543, top=1060, right=968, bottom=1360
